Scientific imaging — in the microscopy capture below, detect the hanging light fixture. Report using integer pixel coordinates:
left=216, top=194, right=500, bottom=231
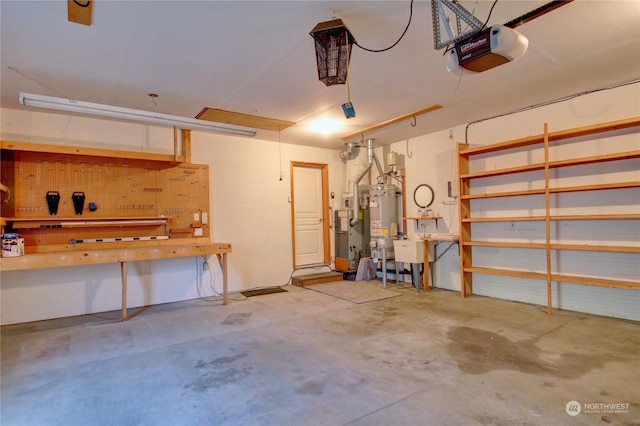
left=310, top=19, right=356, bottom=86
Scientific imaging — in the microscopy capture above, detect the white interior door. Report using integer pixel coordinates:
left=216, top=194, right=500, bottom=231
left=292, top=165, right=325, bottom=266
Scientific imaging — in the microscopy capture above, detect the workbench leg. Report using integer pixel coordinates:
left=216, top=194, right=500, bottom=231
left=121, top=261, right=128, bottom=321
left=217, top=253, right=228, bottom=305
left=423, top=241, right=430, bottom=291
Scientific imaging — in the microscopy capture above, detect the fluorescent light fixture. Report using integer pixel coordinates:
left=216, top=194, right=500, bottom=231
left=18, top=92, right=258, bottom=137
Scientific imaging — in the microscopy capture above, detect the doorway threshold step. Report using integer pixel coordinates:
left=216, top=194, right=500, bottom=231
left=292, top=271, right=343, bottom=287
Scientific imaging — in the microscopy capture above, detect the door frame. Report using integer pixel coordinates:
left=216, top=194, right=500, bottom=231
left=290, top=161, right=331, bottom=268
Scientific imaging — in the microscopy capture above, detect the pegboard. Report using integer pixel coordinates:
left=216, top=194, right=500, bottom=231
left=1, top=149, right=210, bottom=250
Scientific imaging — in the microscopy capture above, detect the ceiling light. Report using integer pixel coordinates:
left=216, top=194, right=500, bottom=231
left=18, top=92, right=258, bottom=137
left=310, top=19, right=356, bottom=86
left=309, top=117, right=341, bottom=135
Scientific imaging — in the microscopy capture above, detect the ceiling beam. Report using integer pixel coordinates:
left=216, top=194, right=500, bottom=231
left=341, top=104, right=443, bottom=141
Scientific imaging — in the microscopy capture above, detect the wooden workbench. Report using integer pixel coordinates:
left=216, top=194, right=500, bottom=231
left=0, top=241, right=231, bottom=321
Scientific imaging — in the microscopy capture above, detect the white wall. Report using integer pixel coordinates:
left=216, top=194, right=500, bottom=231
left=2, top=82, right=638, bottom=324
left=0, top=108, right=344, bottom=324
left=385, top=83, right=640, bottom=320
left=191, top=131, right=344, bottom=289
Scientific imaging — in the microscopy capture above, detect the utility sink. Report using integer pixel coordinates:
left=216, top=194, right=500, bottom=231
left=393, top=239, right=425, bottom=263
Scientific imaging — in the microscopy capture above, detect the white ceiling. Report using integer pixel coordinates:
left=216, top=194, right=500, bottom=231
left=1, top=1, right=639, bottom=150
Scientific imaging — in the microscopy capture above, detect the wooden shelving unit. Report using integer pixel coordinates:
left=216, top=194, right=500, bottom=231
left=457, top=117, right=640, bottom=314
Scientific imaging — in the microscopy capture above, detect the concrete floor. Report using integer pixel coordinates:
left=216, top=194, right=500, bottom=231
left=1, top=282, right=638, bottom=425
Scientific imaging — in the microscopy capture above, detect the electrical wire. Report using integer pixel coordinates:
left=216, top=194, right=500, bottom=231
left=354, top=0, right=414, bottom=53
left=195, top=256, right=221, bottom=302
left=385, top=172, right=404, bottom=187
left=278, top=129, right=283, bottom=181
left=8, top=67, right=69, bottom=99
left=478, top=0, right=499, bottom=32
left=345, top=29, right=352, bottom=104
left=464, top=78, right=640, bottom=144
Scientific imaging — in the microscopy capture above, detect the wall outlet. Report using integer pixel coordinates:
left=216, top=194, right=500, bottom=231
left=193, top=227, right=203, bottom=237
left=193, top=212, right=200, bottom=222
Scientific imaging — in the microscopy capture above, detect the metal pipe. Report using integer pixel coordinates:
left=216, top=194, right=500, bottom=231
left=340, top=141, right=359, bottom=161
left=372, top=150, right=384, bottom=180
left=350, top=138, right=379, bottom=226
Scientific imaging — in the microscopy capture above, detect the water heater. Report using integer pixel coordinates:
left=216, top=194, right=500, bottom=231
left=369, top=183, right=399, bottom=260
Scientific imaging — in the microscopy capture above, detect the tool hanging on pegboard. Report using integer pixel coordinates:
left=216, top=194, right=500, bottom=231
left=46, top=191, right=60, bottom=215
left=72, top=192, right=85, bottom=215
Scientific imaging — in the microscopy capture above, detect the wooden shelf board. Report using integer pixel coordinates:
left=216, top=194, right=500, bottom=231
left=462, top=214, right=640, bottom=223
left=462, top=182, right=639, bottom=199
left=463, top=241, right=545, bottom=249
left=546, top=117, right=640, bottom=143
left=1, top=140, right=177, bottom=163
left=459, top=117, right=640, bottom=157
left=461, top=163, right=545, bottom=179
left=462, top=216, right=546, bottom=223
left=461, top=188, right=546, bottom=199
left=423, top=236, right=459, bottom=242
left=549, top=150, right=640, bottom=168
left=464, top=241, right=639, bottom=253
left=464, top=266, right=547, bottom=281
left=550, top=243, right=640, bottom=254
left=463, top=267, right=639, bottom=290
left=549, top=181, right=640, bottom=194
left=550, top=274, right=639, bottom=290
left=404, top=216, right=442, bottom=220
left=461, top=150, right=640, bottom=180
left=550, top=214, right=640, bottom=220
left=459, top=135, right=545, bottom=157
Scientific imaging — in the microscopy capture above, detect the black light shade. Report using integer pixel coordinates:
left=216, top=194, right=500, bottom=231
left=310, top=19, right=356, bottom=86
